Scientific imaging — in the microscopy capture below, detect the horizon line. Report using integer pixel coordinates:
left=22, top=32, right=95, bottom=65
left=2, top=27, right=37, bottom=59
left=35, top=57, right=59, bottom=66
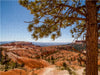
left=0, top=40, right=71, bottom=43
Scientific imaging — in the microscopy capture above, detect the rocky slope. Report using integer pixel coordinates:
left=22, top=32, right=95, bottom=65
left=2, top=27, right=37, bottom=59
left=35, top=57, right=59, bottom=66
left=0, top=41, right=100, bottom=75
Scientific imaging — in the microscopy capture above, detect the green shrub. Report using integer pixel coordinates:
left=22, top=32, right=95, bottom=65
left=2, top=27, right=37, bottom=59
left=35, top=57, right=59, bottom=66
left=21, top=63, right=25, bottom=67
left=63, top=62, right=67, bottom=69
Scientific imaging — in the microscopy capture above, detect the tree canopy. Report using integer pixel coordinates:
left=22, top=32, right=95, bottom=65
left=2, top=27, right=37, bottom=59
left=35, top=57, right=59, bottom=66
left=18, top=0, right=100, bottom=75
left=19, top=0, right=100, bottom=40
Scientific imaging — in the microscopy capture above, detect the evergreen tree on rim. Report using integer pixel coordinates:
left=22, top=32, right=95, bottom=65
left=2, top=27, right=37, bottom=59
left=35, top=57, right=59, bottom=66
left=19, top=0, right=100, bottom=75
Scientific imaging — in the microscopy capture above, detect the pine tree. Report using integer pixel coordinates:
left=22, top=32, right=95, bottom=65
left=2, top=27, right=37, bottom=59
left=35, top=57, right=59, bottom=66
left=4, top=54, right=9, bottom=71
left=0, top=48, right=3, bottom=63
left=63, top=62, right=67, bottom=69
left=51, top=56, right=55, bottom=64
left=19, top=0, right=100, bottom=75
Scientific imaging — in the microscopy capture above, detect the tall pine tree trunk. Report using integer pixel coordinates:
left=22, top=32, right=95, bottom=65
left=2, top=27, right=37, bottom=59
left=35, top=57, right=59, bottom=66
left=86, top=0, right=98, bottom=75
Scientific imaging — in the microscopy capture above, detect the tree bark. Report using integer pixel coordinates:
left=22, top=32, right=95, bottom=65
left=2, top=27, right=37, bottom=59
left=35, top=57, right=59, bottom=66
left=86, top=0, right=98, bottom=75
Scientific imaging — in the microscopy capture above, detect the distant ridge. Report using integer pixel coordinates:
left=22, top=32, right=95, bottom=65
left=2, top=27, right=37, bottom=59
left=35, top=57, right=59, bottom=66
left=0, top=41, right=16, bottom=45
left=32, top=42, right=69, bottom=46
left=0, top=41, right=69, bottom=47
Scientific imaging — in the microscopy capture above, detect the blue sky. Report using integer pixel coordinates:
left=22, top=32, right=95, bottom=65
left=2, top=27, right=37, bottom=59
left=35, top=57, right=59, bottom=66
left=0, top=0, right=83, bottom=42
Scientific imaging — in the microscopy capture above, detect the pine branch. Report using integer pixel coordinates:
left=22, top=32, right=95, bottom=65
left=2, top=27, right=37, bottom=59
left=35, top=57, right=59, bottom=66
left=77, top=5, right=86, bottom=9
left=97, top=5, right=100, bottom=11
left=71, top=47, right=86, bottom=56
left=57, top=4, right=86, bottom=16
left=67, top=17, right=86, bottom=20
left=54, top=15, right=86, bottom=21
